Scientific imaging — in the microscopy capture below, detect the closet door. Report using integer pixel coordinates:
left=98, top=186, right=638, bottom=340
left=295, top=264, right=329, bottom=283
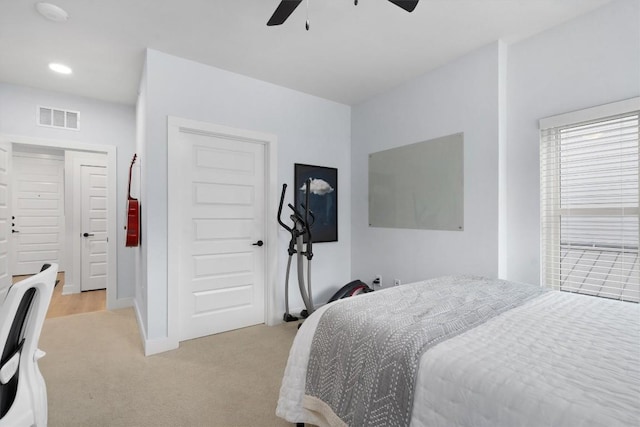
left=10, top=153, right=64, bottom=276
left=0, top=141, right=11, bottom=296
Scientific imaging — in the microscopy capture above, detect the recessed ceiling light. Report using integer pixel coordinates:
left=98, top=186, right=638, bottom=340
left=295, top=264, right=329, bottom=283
left=49, top=63, right=72, bottom=75
left=36, top=3, right=69, bottom=22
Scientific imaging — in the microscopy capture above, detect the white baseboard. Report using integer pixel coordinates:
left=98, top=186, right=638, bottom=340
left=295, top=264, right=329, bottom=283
left=144, top=336, right=179, bottom=356
left=133, top=299, right=178, bottom=356
left=109, top=296, right=133, bottom=310
left=61, top=282, right=80, bottom=295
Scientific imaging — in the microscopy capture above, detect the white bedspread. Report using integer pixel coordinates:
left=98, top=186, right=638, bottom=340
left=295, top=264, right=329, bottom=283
left=276, top=289, right=640, bottom=426
left=277, top=301, right=336, bottom=427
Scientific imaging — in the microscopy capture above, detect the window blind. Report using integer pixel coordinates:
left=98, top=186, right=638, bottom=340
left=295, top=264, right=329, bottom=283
left=541, top=111, right=640, bottom=303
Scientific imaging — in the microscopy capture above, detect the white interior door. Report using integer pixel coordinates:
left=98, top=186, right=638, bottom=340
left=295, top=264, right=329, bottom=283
left=0, top=142, right=11, bottom=297
left=178, top=130, right=266, bottom=341
left=80, top=165, right=107, bottom=291
left=10, top=154, right=65, bottom=275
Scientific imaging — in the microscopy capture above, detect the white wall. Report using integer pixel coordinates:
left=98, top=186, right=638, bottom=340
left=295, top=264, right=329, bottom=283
left=351, top=0, right=640, bottom=288
left=351, top=42, right=502, bottom=286
left=138, top=49, right=351, bottom=342
left=0, top=83, right=136, bottom=301
left=505, top=0, right=640, bottom=284
left=134, top=63, right=148, bottom=334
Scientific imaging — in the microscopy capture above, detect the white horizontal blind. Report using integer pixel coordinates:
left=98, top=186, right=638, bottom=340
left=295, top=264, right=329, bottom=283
left=541, top=111, right=639, bottom=303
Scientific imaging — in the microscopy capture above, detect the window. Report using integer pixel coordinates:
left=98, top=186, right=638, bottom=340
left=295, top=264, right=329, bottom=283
left=540, top=98, right=640, bottom=303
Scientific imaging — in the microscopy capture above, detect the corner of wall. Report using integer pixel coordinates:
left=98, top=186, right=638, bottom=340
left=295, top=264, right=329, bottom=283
left=497, top=40, right=508, bottom=279
left=133, top=52, right=149, bottom=338
left=133, top=298, right=177, bottom=356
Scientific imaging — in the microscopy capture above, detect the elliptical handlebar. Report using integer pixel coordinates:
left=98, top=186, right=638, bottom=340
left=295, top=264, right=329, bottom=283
left=277, top=184, right=293, bottom=233
left=303, top=179, right=313, bottom=259
left=301, top=204, right=316, bottom=227
left=287, top=203, right=304, bottom=222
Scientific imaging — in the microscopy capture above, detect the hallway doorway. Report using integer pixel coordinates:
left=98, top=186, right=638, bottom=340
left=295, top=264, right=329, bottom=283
left=12, top=272, right=106, bottom=318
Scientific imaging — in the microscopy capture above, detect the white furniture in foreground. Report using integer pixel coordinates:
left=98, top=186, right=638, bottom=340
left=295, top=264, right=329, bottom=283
left=0, top=263, right=58, bottom=427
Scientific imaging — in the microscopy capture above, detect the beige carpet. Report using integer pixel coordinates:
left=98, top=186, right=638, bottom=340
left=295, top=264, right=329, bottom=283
left=39, top=308, right=300, bottom=426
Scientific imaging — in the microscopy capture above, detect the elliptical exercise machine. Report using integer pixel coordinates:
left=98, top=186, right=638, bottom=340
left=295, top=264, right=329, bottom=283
left=278, top=179, right=373, bottom=323
left=278, top=180, right=315, bottom=321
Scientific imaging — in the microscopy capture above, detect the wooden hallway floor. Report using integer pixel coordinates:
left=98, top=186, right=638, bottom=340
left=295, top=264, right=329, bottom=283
left=12, top=272, right=106, bottom=319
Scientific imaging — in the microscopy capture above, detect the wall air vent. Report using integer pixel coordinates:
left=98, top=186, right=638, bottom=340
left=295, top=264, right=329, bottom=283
left=37, top=105, right=80, bottom=130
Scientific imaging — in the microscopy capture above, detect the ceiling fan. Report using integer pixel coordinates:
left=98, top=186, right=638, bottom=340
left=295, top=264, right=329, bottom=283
left=267, top=0, right=419, bottom=30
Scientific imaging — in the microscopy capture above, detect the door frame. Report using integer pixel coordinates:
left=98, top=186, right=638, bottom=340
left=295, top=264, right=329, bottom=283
left=0, top=134, right=118, bottom=309
left=167, top=117, right=278, bottom=347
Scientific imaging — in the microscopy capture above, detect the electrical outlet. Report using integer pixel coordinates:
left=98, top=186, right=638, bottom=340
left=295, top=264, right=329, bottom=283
left=394, top=279, right=401, bottom=286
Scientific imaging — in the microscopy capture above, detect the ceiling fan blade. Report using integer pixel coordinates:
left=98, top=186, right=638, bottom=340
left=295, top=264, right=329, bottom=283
left=387, top=0, right=419, bottom=12
left=267, top=0, right=304, bottom=26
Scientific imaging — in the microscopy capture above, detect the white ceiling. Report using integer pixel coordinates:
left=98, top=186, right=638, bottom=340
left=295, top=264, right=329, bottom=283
left=0, top=0, right=614, bottom=106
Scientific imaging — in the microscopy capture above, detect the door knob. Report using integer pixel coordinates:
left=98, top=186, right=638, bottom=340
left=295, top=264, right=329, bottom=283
left=252, top=240, right=264, bottom=247
left=11, top=230, right=19, bottom=233
left=83, top=232, right=95, bottom=237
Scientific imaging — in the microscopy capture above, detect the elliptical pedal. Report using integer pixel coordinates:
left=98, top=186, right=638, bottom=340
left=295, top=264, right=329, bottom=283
left=283, top=313, right=299, bottom=322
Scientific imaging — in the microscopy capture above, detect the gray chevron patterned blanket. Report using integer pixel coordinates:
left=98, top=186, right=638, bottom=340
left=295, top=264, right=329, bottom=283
left=303, top=276, right=546, bottom=427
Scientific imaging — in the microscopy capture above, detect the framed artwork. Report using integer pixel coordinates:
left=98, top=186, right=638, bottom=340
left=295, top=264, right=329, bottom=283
left=294, top=163, right=338, bottom=243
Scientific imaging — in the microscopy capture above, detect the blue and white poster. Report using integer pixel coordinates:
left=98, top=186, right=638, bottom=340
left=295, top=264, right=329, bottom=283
left=294, top=163, right=338, bottom=243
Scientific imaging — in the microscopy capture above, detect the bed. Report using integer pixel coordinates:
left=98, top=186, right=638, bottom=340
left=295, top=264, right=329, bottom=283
left=276, top=276, right=640, bottom=427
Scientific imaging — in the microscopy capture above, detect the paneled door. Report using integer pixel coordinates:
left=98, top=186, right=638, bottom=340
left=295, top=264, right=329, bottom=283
left=0, top=142, right=11, bottom=296
left=10, top=154, right=65, bottom=275
left=80, top=165, right=107, bottom=291
left=177, top=130, right=266, bottom=342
